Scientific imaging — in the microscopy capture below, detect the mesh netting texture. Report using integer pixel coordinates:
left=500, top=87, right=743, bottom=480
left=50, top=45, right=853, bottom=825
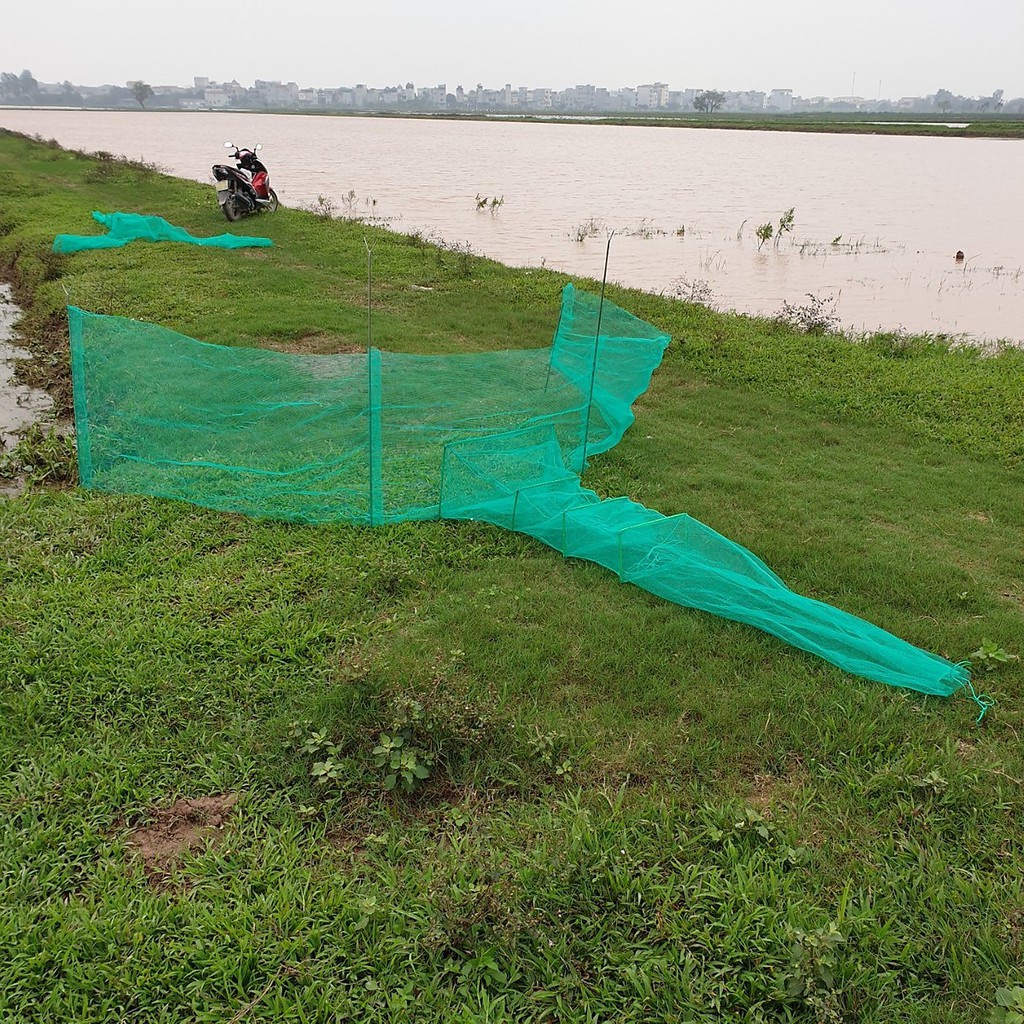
left=54, top=212, right=273, bottom=253
left=69, top=284, right=969, bottom=698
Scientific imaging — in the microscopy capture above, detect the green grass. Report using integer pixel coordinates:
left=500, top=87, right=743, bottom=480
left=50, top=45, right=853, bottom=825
left=1, top=128, right=1022, bottom=1022
left=341, top=110, right=1024, bottom=140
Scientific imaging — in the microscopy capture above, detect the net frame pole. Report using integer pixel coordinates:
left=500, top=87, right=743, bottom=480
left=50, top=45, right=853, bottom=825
left=579, top=232, right=614, bottom=473
left=364, top=238, right=383, bottom=526
left=364, top=237, right=373, bottom=349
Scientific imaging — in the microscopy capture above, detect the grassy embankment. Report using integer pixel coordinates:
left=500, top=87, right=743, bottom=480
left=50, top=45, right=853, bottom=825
left=296, top=109, right=1024, bottom=139
left=0, top=129, right=1022, bottom=1023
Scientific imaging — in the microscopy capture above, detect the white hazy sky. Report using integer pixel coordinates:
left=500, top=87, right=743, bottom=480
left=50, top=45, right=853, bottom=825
left=3, top=0, right=1022, bottom=100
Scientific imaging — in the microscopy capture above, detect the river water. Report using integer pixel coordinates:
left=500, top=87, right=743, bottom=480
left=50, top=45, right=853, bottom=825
left=3, top=109, right=1024, bottom=343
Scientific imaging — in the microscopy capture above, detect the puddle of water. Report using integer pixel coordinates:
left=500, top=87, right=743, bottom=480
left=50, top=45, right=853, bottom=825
left=1, top=283, right=53, bottom=495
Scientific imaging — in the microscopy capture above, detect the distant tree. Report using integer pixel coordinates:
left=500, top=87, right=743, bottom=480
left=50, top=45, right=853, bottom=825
left=60, top=80, right=82, bottom=105
left=693, top=89, right=726, bottom=114
left=18, top=69, right=39, bottom=101
left=128, top=80, right=154, bottom=108
left=0, top=72, right=19, bottom=101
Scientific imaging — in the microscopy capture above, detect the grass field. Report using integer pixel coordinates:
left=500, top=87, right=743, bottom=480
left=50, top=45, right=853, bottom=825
left=1, top=128, right=1022, bottom=1023
left=442, top=113, right=1024, bottom=140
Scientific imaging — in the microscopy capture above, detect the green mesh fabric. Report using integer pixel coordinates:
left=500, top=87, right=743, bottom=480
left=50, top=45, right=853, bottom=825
left=53, top=212, right=273, bottom=253
left=69, top=284, right=969, bottom=699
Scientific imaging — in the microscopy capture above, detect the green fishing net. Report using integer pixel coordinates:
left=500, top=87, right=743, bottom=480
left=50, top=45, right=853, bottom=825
left=68, top=284, right=970, bottom=698
left=53, top=212, right=272, bottom=253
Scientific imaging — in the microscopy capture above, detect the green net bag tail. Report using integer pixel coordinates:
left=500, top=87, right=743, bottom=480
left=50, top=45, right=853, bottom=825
left=438, top=425, right=969, bottom=698
left=53, top=212, right=273, bottom=253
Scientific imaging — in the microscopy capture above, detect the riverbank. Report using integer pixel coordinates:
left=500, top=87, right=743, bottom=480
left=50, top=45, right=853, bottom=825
left=7, top=105, right=1024, bottom=139
left=1, top=129, right=1022, bottom=1022
left=336, top=110, right=1024, bottom=140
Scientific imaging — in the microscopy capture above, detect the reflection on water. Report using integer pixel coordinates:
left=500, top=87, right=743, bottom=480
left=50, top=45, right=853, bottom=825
left=3, top=109, right=1024, bottom=343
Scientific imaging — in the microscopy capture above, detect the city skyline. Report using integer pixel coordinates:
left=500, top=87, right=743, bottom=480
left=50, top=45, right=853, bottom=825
left=2, top=72, right=1019, bottom=117
left=3, top=0, right=1023, bottom=101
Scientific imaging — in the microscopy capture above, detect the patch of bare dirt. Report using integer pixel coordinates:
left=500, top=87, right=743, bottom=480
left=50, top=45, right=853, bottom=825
left=125, top=793, right=237, bottom=880
left=326, top=825, right=369, bottom=859
left=747, top=758, right=808, bottom=814
left=261, top=334, right=366, bottom=355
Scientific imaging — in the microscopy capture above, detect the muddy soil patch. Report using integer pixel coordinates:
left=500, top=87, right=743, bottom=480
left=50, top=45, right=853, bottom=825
left=0, top=283, right=52, bottom=452
left=125, top=793, right=237, bottom=881
left=747, top=757, right=808, bottom=814
left=260, top=333, right=366, bottom=356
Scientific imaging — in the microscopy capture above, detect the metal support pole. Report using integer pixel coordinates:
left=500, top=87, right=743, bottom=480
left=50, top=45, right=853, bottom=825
left=364, top=237, right=373, bottom=348
left=579, top=231, right=614, bottom=473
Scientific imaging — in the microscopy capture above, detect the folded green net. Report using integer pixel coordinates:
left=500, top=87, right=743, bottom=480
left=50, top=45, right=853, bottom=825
left=68, top=284, right=970, bottom=699
left=53, top=212, right=272, bottom=253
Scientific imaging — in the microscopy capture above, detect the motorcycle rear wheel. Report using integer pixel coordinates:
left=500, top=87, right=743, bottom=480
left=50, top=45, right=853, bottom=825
left=223, top=196, right=244, bottom=222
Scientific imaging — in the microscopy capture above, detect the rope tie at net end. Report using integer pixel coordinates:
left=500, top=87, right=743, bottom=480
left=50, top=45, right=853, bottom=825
left=965, top=678, right=995, bottom=725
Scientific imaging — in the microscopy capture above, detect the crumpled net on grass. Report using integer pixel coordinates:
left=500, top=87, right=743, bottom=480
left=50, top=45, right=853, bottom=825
left=53, top=212, right=273, bottom=253
left=68, top=283, right=969, bottom=698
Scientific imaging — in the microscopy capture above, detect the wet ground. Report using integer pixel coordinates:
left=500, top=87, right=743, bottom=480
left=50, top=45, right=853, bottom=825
left=1, top=283, right=53, bottom=495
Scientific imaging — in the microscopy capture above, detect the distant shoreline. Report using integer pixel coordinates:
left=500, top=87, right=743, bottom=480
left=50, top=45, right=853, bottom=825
left=4, top=105, right=1024, bottom=139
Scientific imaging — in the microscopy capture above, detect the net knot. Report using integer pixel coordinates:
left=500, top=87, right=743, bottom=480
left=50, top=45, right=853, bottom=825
left=965, top=680, right=995, bottom=725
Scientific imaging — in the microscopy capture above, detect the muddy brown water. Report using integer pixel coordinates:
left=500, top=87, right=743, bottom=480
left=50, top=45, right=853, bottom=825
left=0, top=284, right=53, bottom=495
left=1, top=284, right=51, bottom=442
left=2, top=109, right=1024, bottom=343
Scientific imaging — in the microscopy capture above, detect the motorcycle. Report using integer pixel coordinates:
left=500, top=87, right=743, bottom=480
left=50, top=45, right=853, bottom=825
left=212, top=142, right=279, bottom=222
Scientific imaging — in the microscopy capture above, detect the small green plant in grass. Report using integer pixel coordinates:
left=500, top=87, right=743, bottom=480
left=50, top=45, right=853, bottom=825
left=908, top=769, right=949, bottom=797
left=706, top=805, right=776, bottom=844
left=970, top=639, right=1018, bottom=672
left=288, top=723, right=347, bottom=787
left=526, top=728, right=566, bottom=767
left=524, top=728, right=575, bottom=781
left=991, top=986, right=1024, bottom=1023
left=704, top=806, right=808, bottom=866
left=301, top=729, right=339, bottom=757
left=780, top=922, right=846, bottom=1023
left=311, top=756, right=344, bottom=786
left=373, top=732, right=432, bottom=793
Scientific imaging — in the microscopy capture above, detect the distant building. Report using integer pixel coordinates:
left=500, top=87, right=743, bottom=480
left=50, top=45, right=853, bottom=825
left=636, top=82, right=669, bottom=109
left=253, top=80, right=299, bottom=106
left=418, top=84, right=447, bottom=109
left=723, top=90, right=766, bottom=112
left=766, top=88, right=793, bottom=112
left=203, top=88, right=230, bottom=108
